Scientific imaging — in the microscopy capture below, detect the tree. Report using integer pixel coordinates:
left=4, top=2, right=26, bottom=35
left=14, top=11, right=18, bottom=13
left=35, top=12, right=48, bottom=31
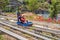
left=0, top=0, right=9, bottom=10
left=49, top=0, right=60, bottom=19
left=24, top=0, right=40, bottom=12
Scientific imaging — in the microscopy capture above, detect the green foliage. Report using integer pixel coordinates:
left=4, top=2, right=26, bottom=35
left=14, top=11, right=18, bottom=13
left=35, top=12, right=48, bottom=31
left=40, top=2, right=50, bottom=10
left=0, top=0, right=9, bottom=10
left=24, top=0, right=60, bottom=19
left=38, top=0, right=46, bottom=3
left=56, top=3, right=60, bottom=12
left=49, top=0, right=60, bottom=19
left=51, top=0, right=57, bottom=5
left=24, top=0, right=40, bottom=11
left=3, top=7, right=16, bottom=12
left=0, top=35, right=4, bottom=40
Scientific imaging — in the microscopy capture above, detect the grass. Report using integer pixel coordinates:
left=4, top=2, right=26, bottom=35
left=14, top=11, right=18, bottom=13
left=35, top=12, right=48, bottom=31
left=0, top=35, right=4, bottom=40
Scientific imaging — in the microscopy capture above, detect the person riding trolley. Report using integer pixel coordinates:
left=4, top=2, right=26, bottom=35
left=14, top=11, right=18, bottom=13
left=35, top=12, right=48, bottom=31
left=16, top=7, right=33, bottom=26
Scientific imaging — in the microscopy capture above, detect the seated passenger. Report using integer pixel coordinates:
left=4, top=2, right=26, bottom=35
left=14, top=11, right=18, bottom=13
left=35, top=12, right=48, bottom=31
left=19, top=14, right=26, bottom=23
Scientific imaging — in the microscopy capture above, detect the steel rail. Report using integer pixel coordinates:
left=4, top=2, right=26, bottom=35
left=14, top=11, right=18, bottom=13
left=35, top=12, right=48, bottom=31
left=0, top=21, right=51, bottom=40
left=33, top=25, right=60, bottom=35
left=0, top=27, right=28, bottom=40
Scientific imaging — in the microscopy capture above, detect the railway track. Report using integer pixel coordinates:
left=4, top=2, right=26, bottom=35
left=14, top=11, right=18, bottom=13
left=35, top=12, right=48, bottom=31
left=0, top=16, right=60, bottom=40
left=3, top=22, right=60, bottom=40
left=0, top=17, right=60, bottom=33
left=0, top=27, right=28, bottom=40
left=0, top=23, right=43, bottom=40
left=0, top=21, right=52, bottom=40
left=0, top=21, right=57, bottom=39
